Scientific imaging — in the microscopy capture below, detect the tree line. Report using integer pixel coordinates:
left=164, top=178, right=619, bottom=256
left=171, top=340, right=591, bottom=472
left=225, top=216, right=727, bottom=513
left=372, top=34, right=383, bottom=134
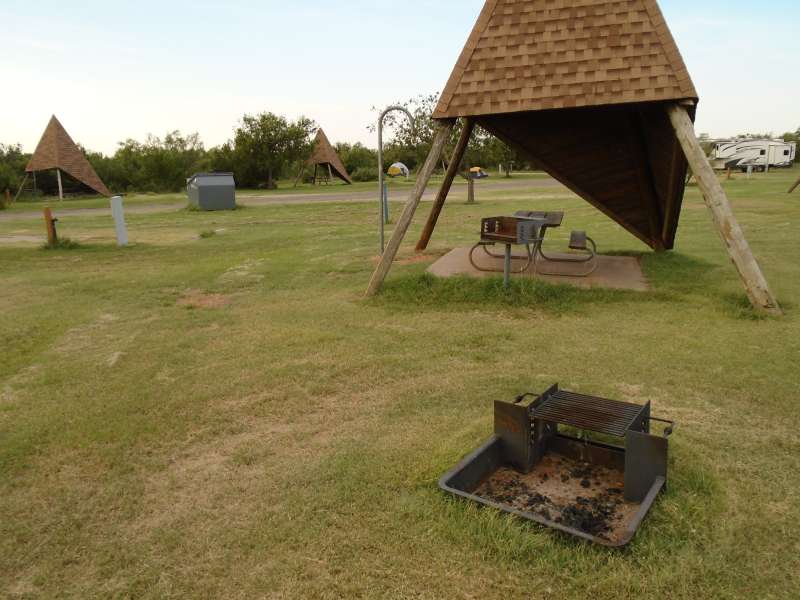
left=2, top=99, right=798, bottom=198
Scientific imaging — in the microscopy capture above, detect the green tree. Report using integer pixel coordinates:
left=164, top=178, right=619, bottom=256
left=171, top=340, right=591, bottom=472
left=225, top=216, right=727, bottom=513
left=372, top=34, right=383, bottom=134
left=781, top=128, right=800, bottom=143
left=233, top=113, right=315, bottom=189
left=90, top=131, right=207, bottom=193
left=335, top=142, right=377, bottom=175
left=373, top=93, right=527, bottom=175
left=0, top=144, right=28, bottom=200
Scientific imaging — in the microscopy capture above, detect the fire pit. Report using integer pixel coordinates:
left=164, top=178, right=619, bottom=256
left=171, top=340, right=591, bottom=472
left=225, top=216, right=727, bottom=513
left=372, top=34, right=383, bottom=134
left=439, top=384, right=674, bottom=546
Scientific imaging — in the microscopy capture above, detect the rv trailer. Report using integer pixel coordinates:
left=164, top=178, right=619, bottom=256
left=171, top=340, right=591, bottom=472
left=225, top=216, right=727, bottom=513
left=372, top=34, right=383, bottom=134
left=711, top=140, right=795, bottom=171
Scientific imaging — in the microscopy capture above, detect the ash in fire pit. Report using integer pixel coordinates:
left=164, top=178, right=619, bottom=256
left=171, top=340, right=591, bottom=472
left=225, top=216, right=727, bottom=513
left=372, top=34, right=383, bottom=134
left=439, top=384, right=675, bottom=546
left=474, top=455, right=638, bottom=542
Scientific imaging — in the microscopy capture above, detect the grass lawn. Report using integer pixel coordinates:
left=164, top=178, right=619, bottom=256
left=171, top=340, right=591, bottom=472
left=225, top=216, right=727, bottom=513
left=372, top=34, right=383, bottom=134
left=1, top=167, right=798, bottom=598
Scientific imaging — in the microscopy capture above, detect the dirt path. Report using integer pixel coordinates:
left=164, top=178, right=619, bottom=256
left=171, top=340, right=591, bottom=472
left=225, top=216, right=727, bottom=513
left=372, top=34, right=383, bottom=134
left=0, top=178, right=566, bottom=223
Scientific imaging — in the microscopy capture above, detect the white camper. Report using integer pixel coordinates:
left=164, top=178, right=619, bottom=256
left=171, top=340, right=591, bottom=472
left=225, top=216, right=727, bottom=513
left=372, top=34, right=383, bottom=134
left=711, top=140, right=795, bottom=171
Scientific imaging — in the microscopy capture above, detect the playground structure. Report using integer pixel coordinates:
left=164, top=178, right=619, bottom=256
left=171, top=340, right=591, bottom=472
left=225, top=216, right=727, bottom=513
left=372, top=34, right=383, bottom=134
left=366, top=0, right=781, bottom=316
left=294, top=129, right=352, bottom=186
left=16, top=115, right=111, bottom=201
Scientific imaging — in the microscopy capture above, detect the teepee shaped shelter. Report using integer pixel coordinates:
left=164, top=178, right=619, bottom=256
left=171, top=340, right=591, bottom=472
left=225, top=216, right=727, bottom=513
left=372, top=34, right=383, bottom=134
left=23, top=116, right=111, bottom=198
left=295, top=129, right=352, bottom=185
left=366, top=0, right=781, bottom=315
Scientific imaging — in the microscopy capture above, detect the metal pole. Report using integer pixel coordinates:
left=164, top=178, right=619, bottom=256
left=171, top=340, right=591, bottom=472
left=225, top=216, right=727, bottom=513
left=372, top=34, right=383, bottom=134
left=503, top=244, right=512, bottom=289
left=377, top=106, right=414, bottom=254
left=383, top=182, right=389, bottom=223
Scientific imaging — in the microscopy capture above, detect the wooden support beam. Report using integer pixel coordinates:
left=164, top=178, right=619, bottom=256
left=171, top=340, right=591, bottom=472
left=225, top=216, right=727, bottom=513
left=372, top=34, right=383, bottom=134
left=366, top=121, right=455, bottom=296
left=293, top=163, right=306, bottom=187
left=415, top=118, right=474, bottom=251
left=13, top=173, right=29, bottom=203
left=627, top=112, right=665, bottom=251
left=667, top=104, right=782, bottom=316
left=789, top=174, right=800, bottom=194
left=56, top=168, right=64, bottom=200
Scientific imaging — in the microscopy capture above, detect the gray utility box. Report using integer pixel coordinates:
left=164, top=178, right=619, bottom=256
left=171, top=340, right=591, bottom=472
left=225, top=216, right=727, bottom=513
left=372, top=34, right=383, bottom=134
left=187, top=173, right=236, bottom=211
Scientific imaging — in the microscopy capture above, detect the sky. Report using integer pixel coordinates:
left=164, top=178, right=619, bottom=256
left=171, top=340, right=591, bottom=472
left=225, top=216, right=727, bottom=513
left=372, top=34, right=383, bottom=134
left=1, top=0, right=798, bottom=155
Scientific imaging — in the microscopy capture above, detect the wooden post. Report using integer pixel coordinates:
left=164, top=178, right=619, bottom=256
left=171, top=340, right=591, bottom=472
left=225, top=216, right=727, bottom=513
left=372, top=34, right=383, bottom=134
left=56, top=168, right=64, bottom=200
left=467, top=178, right=475, bottom=204
left=366, top=121, right=455, bottom=296
left=789, top=175, right=800, bottom=194
left=415, top=118, right=474, bottom=251
left=43, top=208, right=57, bottom=246
left=667, top=104, right=782, bottom=316
left=3, top=189, right=10, bottom=208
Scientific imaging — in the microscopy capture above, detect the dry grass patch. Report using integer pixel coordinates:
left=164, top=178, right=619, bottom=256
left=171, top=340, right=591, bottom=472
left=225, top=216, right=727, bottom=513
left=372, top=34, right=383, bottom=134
left=176, top=289, right=233, bottom=309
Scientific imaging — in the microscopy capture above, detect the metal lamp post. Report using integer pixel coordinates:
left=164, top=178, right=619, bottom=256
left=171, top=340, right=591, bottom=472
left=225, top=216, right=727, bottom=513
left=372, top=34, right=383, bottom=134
left=377, top=106, right=414, bottom=254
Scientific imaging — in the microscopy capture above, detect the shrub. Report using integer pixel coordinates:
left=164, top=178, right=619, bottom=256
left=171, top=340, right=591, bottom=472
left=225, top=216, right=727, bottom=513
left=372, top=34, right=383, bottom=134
left=43, top=237, right=82, bottom=250
left=351, top=167, right=378, bottom=182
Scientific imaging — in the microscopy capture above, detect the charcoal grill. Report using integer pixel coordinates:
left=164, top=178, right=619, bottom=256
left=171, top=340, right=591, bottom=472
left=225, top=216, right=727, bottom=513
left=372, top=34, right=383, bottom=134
left=440, top=384, right=675, bottom=546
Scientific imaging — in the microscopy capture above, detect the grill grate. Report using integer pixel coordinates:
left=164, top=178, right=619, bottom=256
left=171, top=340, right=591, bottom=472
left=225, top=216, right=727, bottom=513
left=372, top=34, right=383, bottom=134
left=531, top=389, right=648, bottom=437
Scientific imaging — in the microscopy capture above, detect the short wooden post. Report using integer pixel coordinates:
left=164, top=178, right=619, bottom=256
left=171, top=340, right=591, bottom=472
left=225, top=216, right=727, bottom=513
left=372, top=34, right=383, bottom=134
left=366, top=121, right=455, bottom=296
left=415, top=118, right=474, bottom=251
left=667, top=104, right=782, bottom=316
left=43, top=208, right=58, bottom=246
left=56, top=168, right=64, bottom=200
left=789, top=175, right=800, bottom=194
left=467, top=178, right=475, bottom=204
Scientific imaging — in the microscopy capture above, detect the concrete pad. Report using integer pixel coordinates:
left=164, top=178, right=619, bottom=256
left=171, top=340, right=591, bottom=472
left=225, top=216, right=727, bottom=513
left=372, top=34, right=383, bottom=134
left=427, top=246, right=650, bottom=292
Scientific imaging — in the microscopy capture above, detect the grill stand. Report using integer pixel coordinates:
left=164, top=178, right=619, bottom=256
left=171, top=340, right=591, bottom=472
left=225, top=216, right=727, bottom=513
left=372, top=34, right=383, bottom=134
left=440, top=384, right=674, bottom=546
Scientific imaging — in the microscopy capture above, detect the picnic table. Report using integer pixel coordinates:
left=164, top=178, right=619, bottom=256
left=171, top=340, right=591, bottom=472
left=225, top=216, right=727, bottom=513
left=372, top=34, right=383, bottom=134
left=470, top=210, right=597, bottom=287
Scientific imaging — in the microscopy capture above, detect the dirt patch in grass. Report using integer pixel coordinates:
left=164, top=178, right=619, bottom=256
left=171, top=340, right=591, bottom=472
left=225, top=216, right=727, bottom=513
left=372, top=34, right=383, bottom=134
left=371, top=250, right=447, bottom=266
left=177, top=289, right=232, bottom=309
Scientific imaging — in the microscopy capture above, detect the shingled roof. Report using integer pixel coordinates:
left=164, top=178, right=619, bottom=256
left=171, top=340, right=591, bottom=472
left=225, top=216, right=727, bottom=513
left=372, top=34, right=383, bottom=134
left=432, top=0, right=698, bottom=250
left=26, top=116, right=111, bottom=196
left=305, top=129, right=352, bottom=184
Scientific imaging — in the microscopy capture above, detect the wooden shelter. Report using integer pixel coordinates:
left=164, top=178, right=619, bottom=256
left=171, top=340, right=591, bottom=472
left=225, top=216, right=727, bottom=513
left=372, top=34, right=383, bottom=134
left=366, top=0, right=781, bottom=315
left=295, top=129, right=352, bottom=185
left=22, top=115, right=111, bottom=199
